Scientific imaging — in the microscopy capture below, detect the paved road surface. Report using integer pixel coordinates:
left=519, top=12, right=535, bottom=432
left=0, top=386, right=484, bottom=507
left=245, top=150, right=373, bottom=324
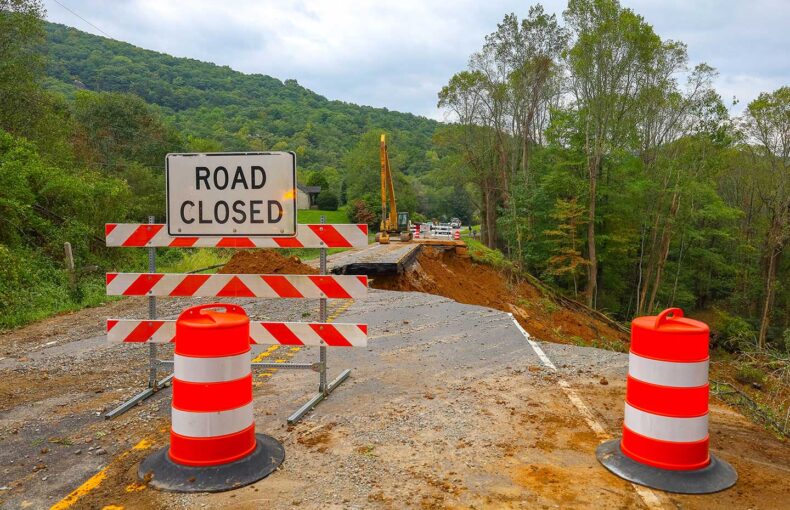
left=1, top=290, right=788, bottom=509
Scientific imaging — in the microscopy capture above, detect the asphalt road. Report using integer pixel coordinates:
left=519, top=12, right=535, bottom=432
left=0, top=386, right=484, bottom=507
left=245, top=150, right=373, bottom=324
left=1, top=290, right=788, bottom=509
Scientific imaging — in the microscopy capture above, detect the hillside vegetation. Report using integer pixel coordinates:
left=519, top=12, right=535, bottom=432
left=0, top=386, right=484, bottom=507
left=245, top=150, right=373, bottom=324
left=0, top=5, right=450, bottom=328
left=43, top=22, right=439, bottom=176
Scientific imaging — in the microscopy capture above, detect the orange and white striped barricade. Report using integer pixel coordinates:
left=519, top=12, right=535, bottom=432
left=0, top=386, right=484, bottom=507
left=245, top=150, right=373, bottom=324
left=414, top=224, right=421, bottom=239
left=105, top=222, right=368, bottom=248
left=139, top=304, right=285, bottom=492
left=596, top=308, right=737, bottom=494
left=453, top=229, right=460, bottom=240
left=106, top=273, right=368, bottom=299
left=107, top=319, right=368, bottom=347
left=103, top=217, right=369, bottom=422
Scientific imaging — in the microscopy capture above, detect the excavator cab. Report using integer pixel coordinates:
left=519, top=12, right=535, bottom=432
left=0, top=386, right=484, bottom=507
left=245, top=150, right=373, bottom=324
left=397, top=212, right=411, bottom=241
left=397, top=212, right=410, bottom=231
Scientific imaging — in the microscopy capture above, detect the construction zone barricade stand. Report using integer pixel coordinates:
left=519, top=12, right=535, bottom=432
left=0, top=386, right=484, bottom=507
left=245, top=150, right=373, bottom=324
left=596, top=308, right=737, bottom=494
left=103, top=218, right=369, bottom=423
left=140, top=304, right=285, bottom=492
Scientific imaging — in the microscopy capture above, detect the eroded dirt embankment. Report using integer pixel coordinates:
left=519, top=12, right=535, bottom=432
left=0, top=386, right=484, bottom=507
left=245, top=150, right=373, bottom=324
left=371, top=247, right=629, bottom=346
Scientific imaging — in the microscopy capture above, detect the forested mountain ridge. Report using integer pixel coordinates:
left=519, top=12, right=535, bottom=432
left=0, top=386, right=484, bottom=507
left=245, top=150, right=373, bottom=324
left=1, top=9, right=455, bottom=330
left=42, top=21, right=440, bottom=174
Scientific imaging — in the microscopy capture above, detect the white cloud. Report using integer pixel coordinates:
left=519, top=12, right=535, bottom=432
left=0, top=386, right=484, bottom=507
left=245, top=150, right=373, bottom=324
left=43, top=0, right=788, bottom=118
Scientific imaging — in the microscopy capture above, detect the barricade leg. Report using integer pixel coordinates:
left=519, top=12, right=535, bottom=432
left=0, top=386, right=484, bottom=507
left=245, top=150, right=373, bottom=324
left=286, top=215, right=351, bottom=425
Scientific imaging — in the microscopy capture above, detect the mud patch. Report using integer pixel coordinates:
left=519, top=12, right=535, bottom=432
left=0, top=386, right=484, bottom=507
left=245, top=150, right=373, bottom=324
left=296, top=422, right=336, bottom=453
left=220, top=249, right=317, bottom=275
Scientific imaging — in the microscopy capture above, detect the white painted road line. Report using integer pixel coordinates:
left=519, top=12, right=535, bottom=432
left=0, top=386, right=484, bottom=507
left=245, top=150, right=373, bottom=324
left=509, top=314, right=664, bottom=510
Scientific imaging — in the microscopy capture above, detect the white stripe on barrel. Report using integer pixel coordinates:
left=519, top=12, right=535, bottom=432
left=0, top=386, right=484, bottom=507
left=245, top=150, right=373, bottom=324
left=174, top=352, right=251, bottom=383
left=172, top=402, right=254, bottom=438
left=628, top=352, right=709, bottom=388
left=624, top=403, right=708, bottom=443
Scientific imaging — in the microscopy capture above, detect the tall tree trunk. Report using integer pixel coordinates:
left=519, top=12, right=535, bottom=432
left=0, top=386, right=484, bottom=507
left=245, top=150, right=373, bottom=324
left=480, top=189, right=489, bottom=246
left=670, top=232, right=686, bottom=306
left=486, top=194, right=497, bottom=249
left=637, top=200, right=665, bottom=315
left=647, top=192, right=680, bottom=312
left=758, top=221, right=782, bottom=350
left=586, top=154, right=599, bottom=308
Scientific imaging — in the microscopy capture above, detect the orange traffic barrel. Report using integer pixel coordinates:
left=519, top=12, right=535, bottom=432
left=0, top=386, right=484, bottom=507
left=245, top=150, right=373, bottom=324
left=597, top=308, right=736, bottom=494
left=139, top=304, right=285, bottom=492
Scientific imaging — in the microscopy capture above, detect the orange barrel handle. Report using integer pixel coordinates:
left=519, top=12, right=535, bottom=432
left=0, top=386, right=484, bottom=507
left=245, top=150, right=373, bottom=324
left=653, top=307, right=683, bottom=329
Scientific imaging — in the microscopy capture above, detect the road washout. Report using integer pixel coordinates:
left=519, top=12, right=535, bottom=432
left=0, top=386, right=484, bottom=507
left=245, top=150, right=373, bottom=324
left=371, top=246, right=629, bottom=346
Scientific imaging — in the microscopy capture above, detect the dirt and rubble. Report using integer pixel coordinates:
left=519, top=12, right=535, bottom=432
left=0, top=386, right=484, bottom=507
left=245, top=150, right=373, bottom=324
left=1, top=248, right=788, bottom=509
left=219, top=249, right=317, bottom=275
left=372, top=246, right=629, bottom=346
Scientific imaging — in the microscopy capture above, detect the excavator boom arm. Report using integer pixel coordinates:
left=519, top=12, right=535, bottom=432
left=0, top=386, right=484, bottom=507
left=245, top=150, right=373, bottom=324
left=380, top=134, right=398, bottom=231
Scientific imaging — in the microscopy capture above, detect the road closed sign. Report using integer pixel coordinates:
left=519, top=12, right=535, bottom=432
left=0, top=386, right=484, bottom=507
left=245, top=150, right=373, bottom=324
left=166, top=152, right=297, bottom=237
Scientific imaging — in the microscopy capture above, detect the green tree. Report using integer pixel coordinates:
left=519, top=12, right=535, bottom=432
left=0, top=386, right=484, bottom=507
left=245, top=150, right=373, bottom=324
left=544, top=197, right=589, bottom=296
left=0, top=0, right=45, bottom=135
left=740, top=87, right=790, bottom=350
left=315, top=190, right=338, bottom=211
left=72, top=90, right=180, bottom=171
left=564, top=0, right=662, bottom=307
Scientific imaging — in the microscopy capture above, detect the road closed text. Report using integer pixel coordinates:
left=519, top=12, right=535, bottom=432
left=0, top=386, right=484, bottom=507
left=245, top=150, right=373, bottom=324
left=179, top=166, right=284, bottom=225
left=166, top=153, right=297, bottom=237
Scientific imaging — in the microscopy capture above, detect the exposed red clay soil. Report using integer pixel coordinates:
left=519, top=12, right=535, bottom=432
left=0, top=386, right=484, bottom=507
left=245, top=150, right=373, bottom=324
left=219, top=249, right=317, bottom=275
left=371, top=247, right=629, bottom=346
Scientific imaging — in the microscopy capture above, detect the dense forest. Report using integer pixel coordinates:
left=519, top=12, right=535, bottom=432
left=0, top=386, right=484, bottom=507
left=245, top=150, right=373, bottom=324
left=0, top=0, right=787, bottom=356
left=436, top=1, right=788, bottom=352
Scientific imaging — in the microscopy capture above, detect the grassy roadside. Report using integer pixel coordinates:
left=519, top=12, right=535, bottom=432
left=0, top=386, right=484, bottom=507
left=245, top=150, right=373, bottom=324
left=296, top=208, right=351, bottom=224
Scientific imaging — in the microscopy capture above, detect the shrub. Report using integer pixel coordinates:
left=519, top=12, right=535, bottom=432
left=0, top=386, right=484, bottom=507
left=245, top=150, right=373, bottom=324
left=315, top=190, right=338, bottom=211
left=735, top=365, right=766, bottom=386
left=713, top=309, right=757, bottom=352
left=348, top=199, right=377, bottom=227
left=411, top=212, right=427, bottom=223
left=466, top=238, right=513, bottom=271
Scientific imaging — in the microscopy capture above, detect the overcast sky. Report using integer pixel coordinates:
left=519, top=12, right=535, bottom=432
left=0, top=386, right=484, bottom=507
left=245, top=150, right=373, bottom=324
left=42, top=0, right=789, bottom=120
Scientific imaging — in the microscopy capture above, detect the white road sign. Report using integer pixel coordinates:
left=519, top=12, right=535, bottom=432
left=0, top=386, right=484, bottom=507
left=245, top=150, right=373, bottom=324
left=166, top=152, right=297, bottom=237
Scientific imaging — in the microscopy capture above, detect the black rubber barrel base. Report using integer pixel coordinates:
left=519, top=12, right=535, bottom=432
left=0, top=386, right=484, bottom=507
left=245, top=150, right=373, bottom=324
left=138, top=433, right=285, bottom=493
left=596, top=438, right=737, bottom=494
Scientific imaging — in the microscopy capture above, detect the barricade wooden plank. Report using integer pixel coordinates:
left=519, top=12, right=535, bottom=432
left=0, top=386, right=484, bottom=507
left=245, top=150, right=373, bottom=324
left=106, top=273, right=368, bottom=298
left=105, top=223, right=369, bottom=248
left=107, top=319, right=368, bottom=347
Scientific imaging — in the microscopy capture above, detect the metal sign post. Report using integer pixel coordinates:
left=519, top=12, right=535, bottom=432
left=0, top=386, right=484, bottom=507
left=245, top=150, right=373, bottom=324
left=147, top=215, right=158, bottom=388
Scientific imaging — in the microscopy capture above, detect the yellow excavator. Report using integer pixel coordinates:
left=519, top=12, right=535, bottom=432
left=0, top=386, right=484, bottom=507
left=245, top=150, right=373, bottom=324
left=375, top=134, right=411, bottom=244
